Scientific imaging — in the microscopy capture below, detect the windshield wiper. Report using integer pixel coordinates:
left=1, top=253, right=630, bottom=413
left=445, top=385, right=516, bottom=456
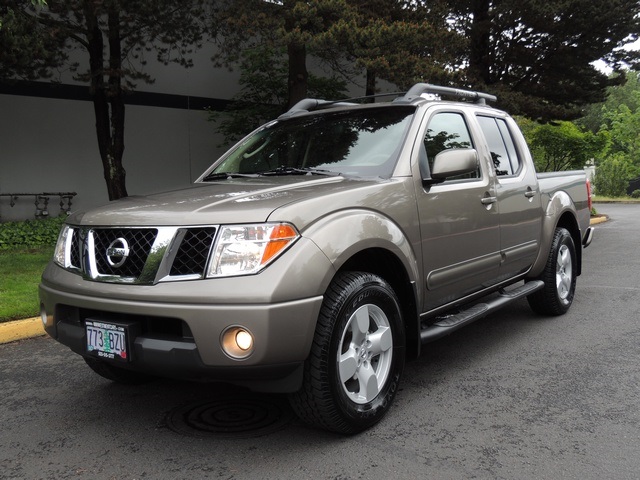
left=202, top=172, right=260, bottom=181
left=258, top=166, right=341, bottom=177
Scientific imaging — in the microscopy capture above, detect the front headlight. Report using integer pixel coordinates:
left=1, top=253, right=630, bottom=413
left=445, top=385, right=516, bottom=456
left=53, top=225, right=72, bottom=268
left=207, top=223, right=299, bottom=277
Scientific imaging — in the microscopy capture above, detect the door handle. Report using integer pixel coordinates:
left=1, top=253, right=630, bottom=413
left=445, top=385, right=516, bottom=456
left=481, top=196, right=497, bottom=205
left=524, top=190, right=535, bottom=198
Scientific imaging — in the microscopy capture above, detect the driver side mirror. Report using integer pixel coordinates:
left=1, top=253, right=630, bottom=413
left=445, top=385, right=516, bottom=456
left=424, top=149, right=479, bottom=185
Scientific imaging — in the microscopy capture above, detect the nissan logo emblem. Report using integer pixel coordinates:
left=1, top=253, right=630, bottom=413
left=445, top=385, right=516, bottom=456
left=106, top=238, right=130, bottom=268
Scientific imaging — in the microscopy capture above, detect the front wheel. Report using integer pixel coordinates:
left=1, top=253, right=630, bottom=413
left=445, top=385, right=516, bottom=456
left=289, top=272, right=405, bottom=434
left=527, top=227, right=577, bottom=316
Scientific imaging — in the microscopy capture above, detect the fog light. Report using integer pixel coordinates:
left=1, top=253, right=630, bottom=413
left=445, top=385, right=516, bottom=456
left=235, top=330, right=253, bottom=351
left=221, top=326, right=254, bottom=359
left=40, top=305, right=48, bottom=327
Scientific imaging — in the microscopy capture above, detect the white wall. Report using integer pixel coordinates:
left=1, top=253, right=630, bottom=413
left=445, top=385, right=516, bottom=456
left=0, top=93, right=227, bottom=221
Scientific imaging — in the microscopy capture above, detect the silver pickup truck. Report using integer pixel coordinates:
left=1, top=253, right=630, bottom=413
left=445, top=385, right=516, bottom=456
left=40, top=84, right=593, bottom=434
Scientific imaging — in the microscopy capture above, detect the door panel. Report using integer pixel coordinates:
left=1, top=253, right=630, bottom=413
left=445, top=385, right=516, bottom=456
left=476, top=115, right=543, bottom=279
left=415, top=111, right=502, bottom=312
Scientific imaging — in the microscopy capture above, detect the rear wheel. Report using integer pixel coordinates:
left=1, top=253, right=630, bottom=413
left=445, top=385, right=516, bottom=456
left=289, top=272, right=405, bottom=434
left=527, top=227, right=577, bottom=316
left=83, top=357, right=155, bottom=385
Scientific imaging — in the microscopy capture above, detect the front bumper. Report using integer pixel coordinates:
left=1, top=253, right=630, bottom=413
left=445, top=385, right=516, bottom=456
left=40, top=281, right=323, bottom=392
left=39, top=237, right=333, bottom=392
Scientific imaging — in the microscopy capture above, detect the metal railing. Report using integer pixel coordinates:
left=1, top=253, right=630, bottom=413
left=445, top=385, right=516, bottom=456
left=0, top=192, right=77, bottom=219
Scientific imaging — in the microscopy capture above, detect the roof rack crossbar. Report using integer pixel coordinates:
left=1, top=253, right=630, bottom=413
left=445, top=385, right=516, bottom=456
left=401, top=83, right=497, bottom=105
left=279, top=92, right=405, bottom=118
left=279, top=99, right=359, bottom=118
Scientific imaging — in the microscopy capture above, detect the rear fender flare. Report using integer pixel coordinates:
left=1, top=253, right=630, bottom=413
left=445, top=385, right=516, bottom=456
left=529, top=190, right=579, bottom=278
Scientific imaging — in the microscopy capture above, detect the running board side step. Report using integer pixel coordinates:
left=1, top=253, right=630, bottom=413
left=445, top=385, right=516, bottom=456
left=419, top=280, right=545, bottom=343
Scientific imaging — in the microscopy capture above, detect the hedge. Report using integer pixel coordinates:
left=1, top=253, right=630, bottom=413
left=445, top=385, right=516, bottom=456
left=0, top=216, right=66, bottom=250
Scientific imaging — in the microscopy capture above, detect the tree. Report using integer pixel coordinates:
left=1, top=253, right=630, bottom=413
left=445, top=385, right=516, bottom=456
left=312, top=0, right=465, bottom=94
left=212, top=0, right=347, bottom=109
left=447, top=0, right=640, bottom=120
left=523, top=120, right=608, bottom=172
left=209, top=44, right=348, bottom=146
left=580, top=71, right=640, bottom=162
left=0, top=1, right=66, bottom=80
left=212, top=1, right=462, bottom=109
left=593, top=153, right=639, bottom=197
left=0, top=1, right=208, bottom=200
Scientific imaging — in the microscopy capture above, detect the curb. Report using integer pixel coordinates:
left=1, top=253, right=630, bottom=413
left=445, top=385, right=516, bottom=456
left=590, top=215, right=609, bottom=225
left=0, top=317, right=46, bottom=345
left=0, top=215, right=610, bottom=346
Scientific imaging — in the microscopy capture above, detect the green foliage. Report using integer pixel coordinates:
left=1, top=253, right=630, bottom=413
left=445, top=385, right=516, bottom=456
left=602, top=102, right=640, bottom=164
left=0, top=216, right=65, bottom=250
left=0, top=247, right=52, bottom=322
left=631, top=190, right=640, bottom=199
left=449, top=0, right=640, bottom=120
left=581, top=71, right=640, bottom=130
left=210, top=45, right=348, bottom=146
left=0, top=1, right=65, bottom=81
left=519, top=119, right=608, bottom=172
left=593, top=153, right=639, bottom=197
left=212, top=0, right=462, bottom=108
left=577, top=71, right=640, bottom=196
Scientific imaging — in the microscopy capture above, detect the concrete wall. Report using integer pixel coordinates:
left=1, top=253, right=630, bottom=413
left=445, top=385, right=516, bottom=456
left=0, top=42, right=245, bottom=221
left=0, top=93, right=229, bottom=221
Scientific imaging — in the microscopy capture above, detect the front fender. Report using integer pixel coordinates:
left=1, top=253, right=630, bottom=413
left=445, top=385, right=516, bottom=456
left=301, top=209, right=420, bottom=293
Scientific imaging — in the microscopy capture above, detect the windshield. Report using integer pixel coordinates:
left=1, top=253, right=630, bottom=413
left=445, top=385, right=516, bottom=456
left=206, top=106, right=415, bottom=179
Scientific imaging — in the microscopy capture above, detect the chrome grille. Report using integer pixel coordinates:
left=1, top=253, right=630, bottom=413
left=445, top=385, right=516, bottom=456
left=92, top=228, right=158, bottom=278
left=69, top=229, right=83, bottom=269
left=170, top=227, right=216, bottom=276
left=64, top=225, right=219, bottom=284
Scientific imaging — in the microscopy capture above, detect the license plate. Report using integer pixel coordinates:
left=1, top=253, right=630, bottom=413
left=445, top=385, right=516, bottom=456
left=85, top=320, right=129, bottom=362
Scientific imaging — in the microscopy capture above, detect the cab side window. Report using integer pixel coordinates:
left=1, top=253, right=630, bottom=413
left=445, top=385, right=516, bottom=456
left=424, top=112, right=478, bottom=180
left=476, top=116, right=521, bottom=176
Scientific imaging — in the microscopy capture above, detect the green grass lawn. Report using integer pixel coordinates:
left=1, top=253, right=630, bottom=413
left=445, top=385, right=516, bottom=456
left=0, top=247, right=52, bottom=322
left=593, top=196, right=640, bottom=203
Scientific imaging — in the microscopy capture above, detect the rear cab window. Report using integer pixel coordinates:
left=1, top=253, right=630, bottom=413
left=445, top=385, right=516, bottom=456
left=476, top=115, right=523, bottom=177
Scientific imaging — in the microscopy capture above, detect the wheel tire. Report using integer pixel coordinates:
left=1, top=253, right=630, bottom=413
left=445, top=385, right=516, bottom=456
left=527, top=227, right=577, bottom=316
left=83, top=357, right=155, bottom=385
left=289, top=272, right=405, bottom=434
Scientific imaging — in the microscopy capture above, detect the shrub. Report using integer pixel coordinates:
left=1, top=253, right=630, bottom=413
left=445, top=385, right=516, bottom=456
left=593, top=154, right=638, bottom=197
left=632, top=190, right=640, bottom=199
left=0, top=216, right=66, bottom=250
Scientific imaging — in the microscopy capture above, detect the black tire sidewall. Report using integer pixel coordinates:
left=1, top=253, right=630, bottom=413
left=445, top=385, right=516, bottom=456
left=327, top=274, right=405, bottom=428
left=555, top=229, right=577, bottom=310
left=528, top=227, right=577, bottom=316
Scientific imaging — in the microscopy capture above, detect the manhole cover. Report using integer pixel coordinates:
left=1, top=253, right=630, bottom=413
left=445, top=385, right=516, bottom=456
left=165, top=394, right=294, bottom=439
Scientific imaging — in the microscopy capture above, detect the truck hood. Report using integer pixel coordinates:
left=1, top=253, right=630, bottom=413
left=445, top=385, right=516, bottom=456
left=69, top=175, right=367, bottom=226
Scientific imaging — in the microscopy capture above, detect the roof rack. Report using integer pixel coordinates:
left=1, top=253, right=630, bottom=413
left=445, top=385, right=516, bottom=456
left=278, top=84, right=496, bottom=118
left=278, top=99, right=358, bottom=118
left=279, top=92, right=404, bottom=118
left=398, top=83, right=497, bottom=105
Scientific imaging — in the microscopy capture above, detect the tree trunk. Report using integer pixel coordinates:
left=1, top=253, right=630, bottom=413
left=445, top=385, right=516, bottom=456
left=84, top=2, right=128, bottom=201
left=468, top=0, right=492, bottom=86
left=365, top=69, right=376, bottom=100
left=287, top=41, right=308, bottom=108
